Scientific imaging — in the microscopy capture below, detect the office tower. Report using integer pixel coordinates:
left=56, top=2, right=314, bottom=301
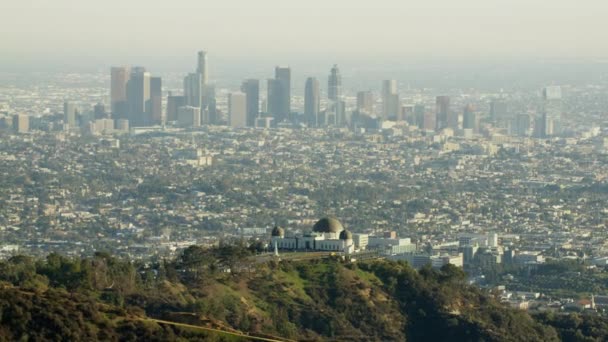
left=208, top=98, right=219, bottom=125
left=166, top=94, right=186, bottom=122
left=12, top=114, right=29, bottom=133
left=516, top=113, right=531, bottom=137
left=267, top=78, right=280, bottom=120
left=271, top=66, right=291, bottom=123
left=448, top=108, right=460, bottom=130
left=423, top=111, right=436, bottom=131
left=414, top=104, right=425, bottom=129
left=94, top=103, right=107, bottom=119
left=110, top=66, right=130, bottom=119
left=260, top=99, right=268, bottom=114
left=228, top=92, right=247, bottom=128
left=533, top=116, right=545, bottom=138
left=64, top=101, right=76, bottom=127
left=197, top=50, right=208, bottom=85
left=241, top=79, right=260, bottom=127
left=357, top=91, right=374, bottom=115
left=400, top=105, right=414, bottom=122
left=150, top=77, right=162, bottom=125
left=126, top=68, right=151, bottom=127
left=328, top=65, right=344, bottom=126
left=381, top=80, right=398, bottom=119
left=490, top=99, right=508, bottom=124
left=184, top=73, right=203, bottom=108
left=177, top=106, right=201, bottom=128
left=203, top=84, right=215, bottom=110
left=328, top=65, right=342, bottom=102
left=435, top=96, right=450, bottom=131
left=337, top=99, right=346, bottom=126
left=541, top=86, right=562, bottom=137
left=463, top=104, right=478, bottom=131
left=305, top=77, right=320, bottom=127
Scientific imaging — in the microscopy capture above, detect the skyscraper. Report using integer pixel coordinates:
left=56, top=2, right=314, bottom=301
left=327, top=65, right=345, bottom=126
left=241, top=79, right=260, bottom=127
left=400, top=104, right=414, bottom=123
left=94, top=103, right=107, bottom=119
left=126, top=68, right=150, bottom=127
left=166, top=93, right=185, bottom=123
left=208, top=98, right=219, bottom=125
left=490, top=99, right=508, bottom=124
left=382, top=80, right=399, bottom=119
left=228, top=92, right=247, bottom=128
left=270, top=66, right=291, bottom=124
left=516, top=113, right=531, bottom=137
left=305, top=77, right=320, bottom=127
left=328, top=65, right=342, bottom=102
left=357, top=91, right=374, bottom=115
left=541, top=86, right=562, bottom=137
left=463, top=104, right=478, bottom=132
left=110, top=66, right=130, bottom=119
left=184, top=73, right=203, bottom=108
left=414, top=104, right=426, bottom=129
left=64, top=101, right=76, bottom=128
left=150, top=77, right=162, bottom=125
left=197, top=50, right=208, bottom=85
left=435, top=96, right=450, bottom=131
left=12, top=114, right=29, bottom=133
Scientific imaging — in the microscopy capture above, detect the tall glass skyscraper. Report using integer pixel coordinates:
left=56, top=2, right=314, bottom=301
left=305, top=77, right=320, bottom=127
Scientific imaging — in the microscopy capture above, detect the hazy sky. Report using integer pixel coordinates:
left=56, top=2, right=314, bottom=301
left=2, top=0, right=608, bottom=70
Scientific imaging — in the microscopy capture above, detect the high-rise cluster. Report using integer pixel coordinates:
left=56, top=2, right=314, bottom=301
left=103, top=51, right=564, bottom=138
left=110, top=66, right=162, bottom=127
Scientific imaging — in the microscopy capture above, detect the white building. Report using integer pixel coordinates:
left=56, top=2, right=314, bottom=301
left=270, top=217, right=354, bottom=254
left=368, top=236, right=416, bottom=254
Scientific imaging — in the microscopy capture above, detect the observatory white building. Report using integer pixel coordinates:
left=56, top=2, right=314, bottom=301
left=270, top=217, right=355, bottom=254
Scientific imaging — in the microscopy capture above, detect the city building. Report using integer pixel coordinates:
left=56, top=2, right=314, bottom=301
left=166, top=93, right=186, bottom=123
left=268, top=66, right=291, bottom=125
left=541, top=86, right=563, bottom=137
left=88, top=119, right=114, bottom=135
left=150, top=77, right=162, bottom=125
left=177, top=106, right=201, bottom=128
left=241, top=79, right=259, bottom=127
left=63, top=101, right=76, bottom=128
left=435, top=95, right=450, bottom=131
left=184, top=72, right=203, bottom=108
left=12, top=114, right=29, bottom=133
left=305, top=77, right=320, bottom=127
left=463, top=104, right=478, bottom=132
left=197, top=50, right=208, bottom=85
left=126, top=67, right=150, bottom=127
left=93, top=103, right=108, bottom=119
left=515, top=113, right=531, bottom=137
left=382, top=80, right=399, bottom=119
left=270, top=217, right=355, bottom=254
left=357, top=91, right=374, bottom=116
left=228, top=92, right=247, bottom=128
left=110, top=66, right=130, bottom=119
left=328, top=65, right=344, bottom=125
left=328, top=64, right=342, bottom=102
left=490, top=99, right=509, bottom=126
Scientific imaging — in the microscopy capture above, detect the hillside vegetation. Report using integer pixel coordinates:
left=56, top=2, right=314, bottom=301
left=0, top=246, right=606, bottom=341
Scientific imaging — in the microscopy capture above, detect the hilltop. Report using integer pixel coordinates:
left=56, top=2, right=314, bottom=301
left=0, top=247, right=606, bottom=341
